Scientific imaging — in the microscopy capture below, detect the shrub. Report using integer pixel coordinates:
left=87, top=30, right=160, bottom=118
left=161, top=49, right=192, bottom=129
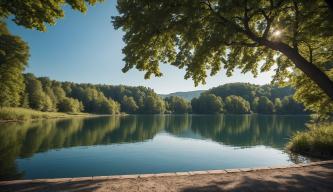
left=287, top=123, right=333, bottom=158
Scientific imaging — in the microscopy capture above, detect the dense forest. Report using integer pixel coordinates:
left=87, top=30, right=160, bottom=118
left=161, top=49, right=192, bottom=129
left=19, top=73, right=165, bottom=114
left=193, top=83, right=307, bottom=114
left=7, top=74, right=307, bottom=115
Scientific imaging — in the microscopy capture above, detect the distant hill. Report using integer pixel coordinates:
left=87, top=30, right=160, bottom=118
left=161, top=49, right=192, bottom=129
left=159, top=90, right=205, bottom=100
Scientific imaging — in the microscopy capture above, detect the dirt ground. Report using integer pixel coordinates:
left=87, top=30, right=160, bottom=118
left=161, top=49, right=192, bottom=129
left=1, top=162, right=333, bottom=192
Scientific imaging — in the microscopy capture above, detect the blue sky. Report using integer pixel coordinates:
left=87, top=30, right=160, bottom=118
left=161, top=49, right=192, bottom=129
left=7, top=0, right=274, bottom=94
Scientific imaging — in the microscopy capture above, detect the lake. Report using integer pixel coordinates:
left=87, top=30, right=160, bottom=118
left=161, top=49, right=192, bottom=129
left=0, top=115, right=313, bottom=180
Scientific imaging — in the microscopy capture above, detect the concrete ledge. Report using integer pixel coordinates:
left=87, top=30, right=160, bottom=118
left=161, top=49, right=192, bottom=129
left=176, top=172, right=190, bottom=176
left=188, top=171, right=209, bottom=175
left=155, top=173, right=176, bottom=177
left=1, top=160, right=332, bottom=185
left=207, top=170, right=227, bottom=174
left=225, top=169, right=241, bottom=173
left=139, top=174, right=156, bottom=178
left=239, top=168, right=253, bottom=172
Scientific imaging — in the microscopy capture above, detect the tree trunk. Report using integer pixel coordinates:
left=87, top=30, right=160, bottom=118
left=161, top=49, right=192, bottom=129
left=325, top=0, right=333, bottom=12
left=262, top=40, right=333, bottom=100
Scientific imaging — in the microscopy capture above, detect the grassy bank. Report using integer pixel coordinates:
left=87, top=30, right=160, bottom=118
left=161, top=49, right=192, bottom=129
left=0, top=107, right=89, bottom=122
left=287, top=123, right=333, bottom=158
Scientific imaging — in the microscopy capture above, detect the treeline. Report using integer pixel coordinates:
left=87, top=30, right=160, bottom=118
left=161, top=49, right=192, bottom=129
left=191, top=83, right=308, bottom=114
left=17, top=73, right=166, bottom=114
left=2, top=74, right=307, bottom=115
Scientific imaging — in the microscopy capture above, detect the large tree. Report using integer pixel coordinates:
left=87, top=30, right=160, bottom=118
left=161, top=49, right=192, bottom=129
left=0, top=21, right=29, bottom=107
left=0, top=0, right=102, bottom=107
left=113, top=0, right=333, bottom=103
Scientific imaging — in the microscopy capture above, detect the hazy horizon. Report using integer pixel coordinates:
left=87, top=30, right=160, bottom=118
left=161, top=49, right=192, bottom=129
left=7, top=0, right=274, bottom=94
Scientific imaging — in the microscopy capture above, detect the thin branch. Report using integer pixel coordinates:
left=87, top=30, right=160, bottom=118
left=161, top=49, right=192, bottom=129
left=292, top=0, right=300, bottom=50
left=261, top=10, right=273, bottom=38
left=201, top=0, right=245, bottom=33
left=222, top=40, right=258, bottom=47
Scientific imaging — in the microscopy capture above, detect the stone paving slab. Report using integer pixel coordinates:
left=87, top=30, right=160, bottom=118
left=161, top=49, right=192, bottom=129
left=188, top=171, right=209, bottom=175
left=225, top=168, right=241, bottom=173
left=70, top=176, right=93, bottom=182
left=155, top=173, right=177, bottom=177
left=175, top=172, right=190, bottom=176
left=139, top=174, right=156, bottom=178
left=207, top=170, right=227, bottom=174
left=239, top=168, right=253, bottom=172
left=120, top=174, right=139, bottom=179
left=1, top=162, right=332, bottom=192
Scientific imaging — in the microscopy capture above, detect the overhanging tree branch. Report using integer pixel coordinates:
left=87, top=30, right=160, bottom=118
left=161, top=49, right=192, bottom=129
left=209, top=0, right=333, bottom=100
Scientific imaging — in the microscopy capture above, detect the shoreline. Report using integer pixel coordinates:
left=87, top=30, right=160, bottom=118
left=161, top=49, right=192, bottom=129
left=0, top=113, right=311, bottom=123
left=0, top=113, right=129, bottom=123
left=1, top=160, right=332, bottom=192
left=1, top=160, right=332, bottom=183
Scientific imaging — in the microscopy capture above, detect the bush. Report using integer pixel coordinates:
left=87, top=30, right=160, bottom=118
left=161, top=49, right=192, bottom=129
left=287, top=123, right=333, bottom=158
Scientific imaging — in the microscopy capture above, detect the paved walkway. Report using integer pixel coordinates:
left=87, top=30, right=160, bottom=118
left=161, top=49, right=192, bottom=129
left=1, top=161, right=333, bottom=192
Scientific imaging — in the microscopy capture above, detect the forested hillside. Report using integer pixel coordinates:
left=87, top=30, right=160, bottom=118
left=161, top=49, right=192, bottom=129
left=160, top=90, right=204, bottom=100
left=193, top=83, right=307, bottom=114
left=20, top=73, right=165, bottom=114
left=4, top=74, right=307, bottom=115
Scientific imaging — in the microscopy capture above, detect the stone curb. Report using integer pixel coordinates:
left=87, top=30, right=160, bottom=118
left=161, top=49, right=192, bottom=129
left=1, top=160, right=332, bottom=185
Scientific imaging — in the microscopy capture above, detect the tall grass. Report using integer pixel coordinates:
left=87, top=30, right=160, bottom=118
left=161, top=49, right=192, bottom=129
left=0, top=107, right=78, bottom=121
left=287, top=123, right=333, bottom=158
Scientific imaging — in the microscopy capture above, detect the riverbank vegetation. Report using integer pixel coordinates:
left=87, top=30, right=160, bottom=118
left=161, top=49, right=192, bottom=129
left=0, top=107, right=86, bottom=121
left=287, top=123, right=333, bottom=158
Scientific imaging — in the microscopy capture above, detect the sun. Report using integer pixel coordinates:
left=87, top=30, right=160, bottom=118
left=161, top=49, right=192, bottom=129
left=272, top=30, right=282, bottom=37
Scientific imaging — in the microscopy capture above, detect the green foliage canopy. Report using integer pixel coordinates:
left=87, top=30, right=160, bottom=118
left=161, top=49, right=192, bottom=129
left=121, top=95, right=139, bottom=114
left=224, top=95, right=251, bottom=114
left=207, top=83, right=257, bottom=102
left=143, top=95, right=165, bottom=114
left=191, top=94, right=224, bottom=114
left=255, top=96, right=275, bottom=114
left=0, top=0, right=103, bottom=31
left=275, top=96, right=306, bottom=114
left=164, top=96, right=191, bottom=114
left=58, top=98, right=83, bottom=113
left=0, top=22, right=29, bottom=107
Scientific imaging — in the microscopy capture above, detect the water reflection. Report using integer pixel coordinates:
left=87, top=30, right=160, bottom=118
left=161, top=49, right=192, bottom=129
left=190, top=115, right=308, bottom=148
left=0, top=115, right=309, bottom=180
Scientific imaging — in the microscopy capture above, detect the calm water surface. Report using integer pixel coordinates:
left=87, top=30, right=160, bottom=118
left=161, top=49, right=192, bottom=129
left=0, top=115, right=313, bottom=180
